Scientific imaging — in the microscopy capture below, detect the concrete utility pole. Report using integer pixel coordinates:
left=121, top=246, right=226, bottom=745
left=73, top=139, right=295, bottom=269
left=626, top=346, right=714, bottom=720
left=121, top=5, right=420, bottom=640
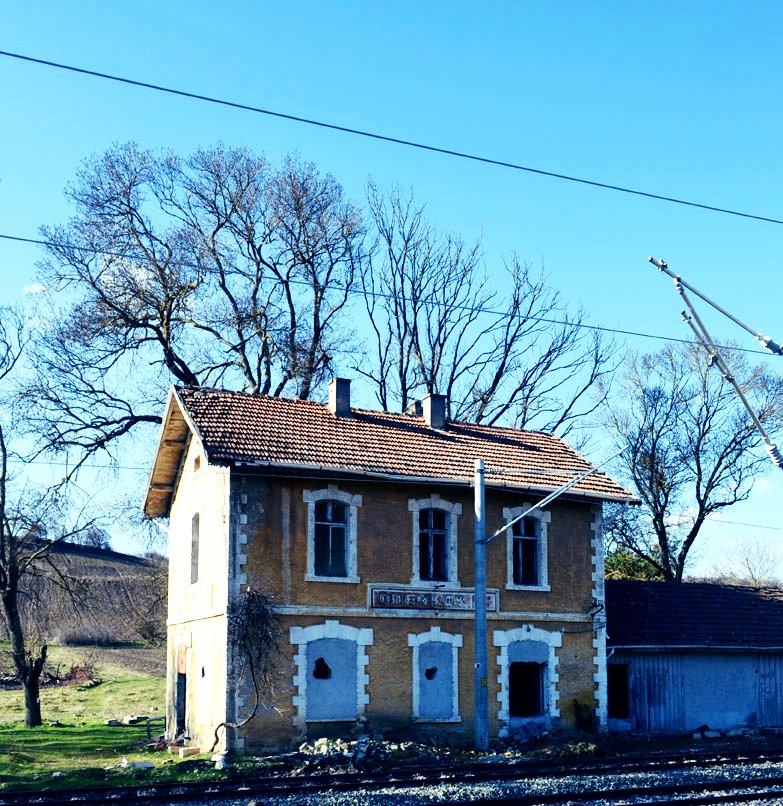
left=473, top=459, right=488, bottom=750
left=472, top=448, right=626, bottom=750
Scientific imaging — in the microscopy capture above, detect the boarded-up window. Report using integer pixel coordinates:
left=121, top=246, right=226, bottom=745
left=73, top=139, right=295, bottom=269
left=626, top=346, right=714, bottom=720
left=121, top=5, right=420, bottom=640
left=509, top=661, right=544, bottom=717
left=313, top=500, right=347, bottom=577
left=305, top=638, right=357, bottom=720
left=607, top=663, right=630, bottom=719
left=512, top=517, right=539, bottom=586
left=417, top=640, right=454, bottom=719
left=419, top=508, right=448, bottom=581
left=190, top=513, right=200, bottom=584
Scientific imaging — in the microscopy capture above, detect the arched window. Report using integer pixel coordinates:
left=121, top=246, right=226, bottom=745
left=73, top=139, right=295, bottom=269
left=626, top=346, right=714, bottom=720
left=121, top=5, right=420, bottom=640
left=493, top=625, right=562, bottom=737
left=290, top=621, right=373, bottom=725
left=408, top=627, right=462, bottom=722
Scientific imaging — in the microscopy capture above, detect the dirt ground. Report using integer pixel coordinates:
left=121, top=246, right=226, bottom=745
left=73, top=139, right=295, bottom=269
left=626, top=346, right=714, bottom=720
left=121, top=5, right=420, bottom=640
left=84, top=645, right=166, bottom=677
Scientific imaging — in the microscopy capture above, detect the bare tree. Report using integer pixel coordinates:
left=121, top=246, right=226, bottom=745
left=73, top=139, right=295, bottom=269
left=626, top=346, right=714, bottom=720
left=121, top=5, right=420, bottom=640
left=0, top=307, right=98, bottom=726
left=711, top=534, right=781, bottom=587
left=22, top=144, right=365, bottom=473
left=357, top=183, right=614, bottom=436
left=602, top=343, right=783, bottom=582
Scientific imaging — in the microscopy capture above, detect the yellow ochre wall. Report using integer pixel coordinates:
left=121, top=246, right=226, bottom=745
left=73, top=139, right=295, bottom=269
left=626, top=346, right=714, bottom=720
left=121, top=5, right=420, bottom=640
left=231, top=473, right=603, bottom=751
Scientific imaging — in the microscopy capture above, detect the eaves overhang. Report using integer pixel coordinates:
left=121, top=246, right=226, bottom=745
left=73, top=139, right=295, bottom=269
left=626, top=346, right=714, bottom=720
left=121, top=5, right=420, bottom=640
left=142, top=387, right=205, bottom=519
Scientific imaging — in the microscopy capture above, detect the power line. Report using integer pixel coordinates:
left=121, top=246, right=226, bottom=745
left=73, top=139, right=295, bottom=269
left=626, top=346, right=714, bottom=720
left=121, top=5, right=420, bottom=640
left=2, top=49, right=782, bottom=226
left=0, top=231, right=771, bottom=356
left=707, top=516, right=783, bottom=533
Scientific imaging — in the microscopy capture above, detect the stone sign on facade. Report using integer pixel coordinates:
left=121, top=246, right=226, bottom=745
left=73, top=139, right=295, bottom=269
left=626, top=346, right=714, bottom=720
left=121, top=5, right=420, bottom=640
left=370, top=586, right=498, bottom=612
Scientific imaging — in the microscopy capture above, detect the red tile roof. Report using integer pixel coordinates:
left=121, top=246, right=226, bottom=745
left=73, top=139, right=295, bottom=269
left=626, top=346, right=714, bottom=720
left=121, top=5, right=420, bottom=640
left=173, top=386, right=634, bottom=502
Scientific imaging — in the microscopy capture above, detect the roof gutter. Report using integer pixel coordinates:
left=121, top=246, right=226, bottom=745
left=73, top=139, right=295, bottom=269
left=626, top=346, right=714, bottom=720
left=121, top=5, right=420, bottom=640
left=232, top=458, right=636, bottom=504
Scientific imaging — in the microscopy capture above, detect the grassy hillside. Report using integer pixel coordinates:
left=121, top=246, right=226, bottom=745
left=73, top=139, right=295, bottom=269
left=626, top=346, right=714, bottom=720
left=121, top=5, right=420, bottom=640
left=0, top=541, right=167, bottom=646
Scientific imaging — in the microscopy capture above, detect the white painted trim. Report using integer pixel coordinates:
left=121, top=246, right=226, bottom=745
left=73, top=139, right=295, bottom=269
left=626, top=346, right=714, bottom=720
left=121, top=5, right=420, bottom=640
left=591, top=504, right=608, bottom=729
left=407, top=627, right=463, bottom=723
left=289, top=620, right=373, bottom=726
left=503, top=504, right=551, bottom=591
left=304, top=573, right=361, bottom=584
left=408, top=494, right=462, bottom=586
left=493, top=625, right=562, bottom=737
left=303, top=485, right=362, bottom=582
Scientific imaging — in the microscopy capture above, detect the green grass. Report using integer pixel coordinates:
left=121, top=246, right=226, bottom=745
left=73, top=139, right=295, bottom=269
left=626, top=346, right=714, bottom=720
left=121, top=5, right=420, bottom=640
left=0, top=643, right=181, bottom=791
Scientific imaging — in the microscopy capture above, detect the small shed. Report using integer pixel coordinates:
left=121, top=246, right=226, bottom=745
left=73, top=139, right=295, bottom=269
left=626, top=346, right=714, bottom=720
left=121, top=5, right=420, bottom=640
left=605, top=579, right=783, bottom=734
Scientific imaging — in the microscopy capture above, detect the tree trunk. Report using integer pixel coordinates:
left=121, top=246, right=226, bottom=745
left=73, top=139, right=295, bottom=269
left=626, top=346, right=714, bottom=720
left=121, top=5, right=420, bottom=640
left=2, top=587, right=47, bottom=727
left=24, top=670, right=43, bottom=728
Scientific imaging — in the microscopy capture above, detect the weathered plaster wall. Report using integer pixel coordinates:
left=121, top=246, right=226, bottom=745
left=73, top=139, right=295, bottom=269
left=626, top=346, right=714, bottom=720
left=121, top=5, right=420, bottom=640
left=240, top=476, right=596, bottom=614
left=165, top=438, right=231, bottom=750
left=240, top=613, right=596, bottom=750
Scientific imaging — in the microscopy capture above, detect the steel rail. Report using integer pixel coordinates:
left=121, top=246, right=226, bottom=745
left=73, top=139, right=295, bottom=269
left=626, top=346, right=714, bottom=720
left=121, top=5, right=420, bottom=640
left=433, top=776, right=783, bottom=804
left=4, top=748, right=783, bottom=806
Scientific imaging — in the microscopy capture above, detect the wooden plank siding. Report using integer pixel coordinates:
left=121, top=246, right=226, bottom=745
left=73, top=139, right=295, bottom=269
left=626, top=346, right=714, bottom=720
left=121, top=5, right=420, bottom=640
left=610, top=649, right=783, bottom=733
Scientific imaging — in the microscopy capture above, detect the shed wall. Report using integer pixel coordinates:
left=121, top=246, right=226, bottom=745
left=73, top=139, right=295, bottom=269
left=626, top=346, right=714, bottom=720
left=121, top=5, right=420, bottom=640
left=609, top=649, right=783, bottom=733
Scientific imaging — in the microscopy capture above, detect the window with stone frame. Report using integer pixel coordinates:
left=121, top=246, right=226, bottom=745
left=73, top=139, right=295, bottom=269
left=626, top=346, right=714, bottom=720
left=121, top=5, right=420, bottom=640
left=408, top=495, right=461, bottom=586
left=303, top=486, right=362, bottom=583
left=504, top=505, right=550, bottom=591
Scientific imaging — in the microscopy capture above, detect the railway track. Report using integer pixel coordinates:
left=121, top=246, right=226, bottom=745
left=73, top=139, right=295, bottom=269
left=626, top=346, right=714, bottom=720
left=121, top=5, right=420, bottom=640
left=4, top=747, right=783, bottom=805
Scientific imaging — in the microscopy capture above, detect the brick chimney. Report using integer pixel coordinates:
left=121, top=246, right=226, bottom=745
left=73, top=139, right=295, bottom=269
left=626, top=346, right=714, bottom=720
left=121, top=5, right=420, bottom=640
left=328, top=377, right=351, bottom=417
left=422, top=393, right=447, bottom=429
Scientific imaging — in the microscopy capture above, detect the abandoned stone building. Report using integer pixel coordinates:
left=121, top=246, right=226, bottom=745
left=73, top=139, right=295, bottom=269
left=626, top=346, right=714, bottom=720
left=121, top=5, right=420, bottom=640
left=143, top=379, right=634, bottom=752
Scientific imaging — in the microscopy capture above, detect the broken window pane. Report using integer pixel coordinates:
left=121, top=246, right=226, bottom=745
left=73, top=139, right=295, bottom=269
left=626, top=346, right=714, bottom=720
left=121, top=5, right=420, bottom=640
left=313, top=500, right=348, bottom=577
left=512, top=517, right=539, bottom=585
left=419, top=507, right=448, bottom=581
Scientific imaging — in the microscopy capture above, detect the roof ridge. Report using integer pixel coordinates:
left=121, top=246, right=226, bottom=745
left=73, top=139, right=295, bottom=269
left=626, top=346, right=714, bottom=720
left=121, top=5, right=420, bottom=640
left=176, top=384, right=572, bottom=442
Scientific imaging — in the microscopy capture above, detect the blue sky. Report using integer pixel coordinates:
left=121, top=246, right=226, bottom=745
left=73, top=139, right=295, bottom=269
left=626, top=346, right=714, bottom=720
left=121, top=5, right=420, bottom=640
left=1, top=1, right=782, bottom=571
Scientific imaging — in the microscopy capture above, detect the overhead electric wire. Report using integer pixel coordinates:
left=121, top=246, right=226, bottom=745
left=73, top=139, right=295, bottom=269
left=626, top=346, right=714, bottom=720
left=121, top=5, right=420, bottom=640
left=2, top=49, right=782, bottom=226
left=0, top=231, right=770, bottom=356
left=8, top=459, right=783, bottom=532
